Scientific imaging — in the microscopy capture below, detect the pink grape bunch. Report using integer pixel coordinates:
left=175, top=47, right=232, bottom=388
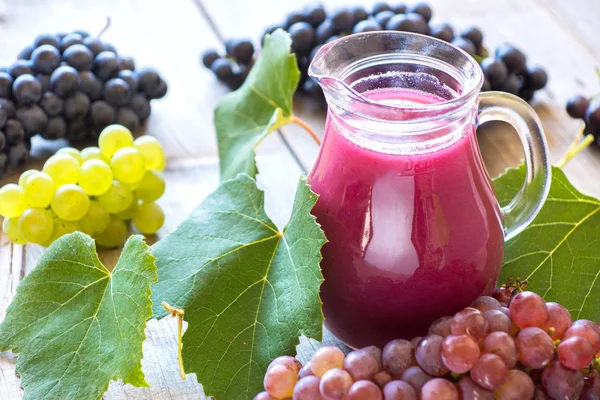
left=255, top=288, right=600, bottom=399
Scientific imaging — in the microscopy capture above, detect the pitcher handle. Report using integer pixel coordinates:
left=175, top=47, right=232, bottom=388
left=478, top=92, right=551, bottom=241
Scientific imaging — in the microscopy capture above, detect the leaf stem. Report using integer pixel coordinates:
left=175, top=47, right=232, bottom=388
left=97, top=17, right=111, bottom=39
left=291, top=116, right=321, bottom=145
left=162, top=301, right=186, bottom=380
left=557, top=125, right=594, bottom=168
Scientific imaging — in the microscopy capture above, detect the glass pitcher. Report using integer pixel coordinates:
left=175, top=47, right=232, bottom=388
left=307, top=32, right=550, bottom=349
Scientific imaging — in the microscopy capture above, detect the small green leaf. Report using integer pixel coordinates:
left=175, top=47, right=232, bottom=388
left=495, top=165, right=600, bottom=321
left=214, top=29, right=300, bottom=182
left=151, top=174, right=326, bottom=399
left=0, top=233, right=157, bottom=400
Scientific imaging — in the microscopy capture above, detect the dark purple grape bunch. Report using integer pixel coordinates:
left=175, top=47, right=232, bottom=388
left=202, top=39, right=255, bottom=91
left=566, top=94, right=600, bottom=142
left=0, top=30, right=168, bottom=178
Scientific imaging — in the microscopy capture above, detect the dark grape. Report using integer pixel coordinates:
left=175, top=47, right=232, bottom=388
left=103, top=43, right=117, bottom=54
left=481, top=58, right=508, bottom=86
left=0, top=153, right=8, bottom=177
left=82, top=36, right=106, bottom=57
left=66, top=118, right=89, bottom=141
left=90, top=100, right=116, bottom=127
left=330, top=8, right=355, bottom=32
left=116, top=107, right=139, bottom=132
left=146, top=79, right=167, bottom=99
left=352, top=6, right=369, bottom=23
left=519, top=88, right=535, bottom=102
left=460, top=27, right=483, bottom=49
left=392, top=4, right=408, bottom=14
left=36, top=73, right=51, bottom=92
left=16, top=105, right=47, bottom=136
left=34, top=33, right=60, bottom=49
left=0, top=131, right=4, bottom=151
left=55, top=32, right=68, bottom=41
left=585, top=99, right=600, bottom=132
left=284, top=11, right=305, bottom=29
left=371, top=2, right=392, bottom=15
left=262, top=24, right=282, bottom=40
left=374, top=11, right=395, bottom=28
left=31, top=45, right=61, bottom=74
left=0, top=99, right=15, bottom=118
left=429, top=23, right=454, bottom=42
left=304, top=4, right=327, bottom=27
left=50, top=66, right=80, bottom=97
left=118, top=56, right=135, bottom=71
left=566, top=95, right=590, bottom=119
left=93, top=51, right=119, bottom=81
left=496, top=44, right=527, bottom=74
left=130, top=94, right=151, bottom=121
left=12, top=74, right=42, bottom=105
left=40, top=91, right=64, bottom=116
left=0, top=107, right=5, bottom=130
left=289, top=22, right=315, bottom=55
left=7, top=140, right=29, bottom=167
left=0, top=72, right=13, bottom=97
left=407, top=2, right=433, bottom=22
left=4, top=119, right=24, bottom=145
left=137, top=67, right=161, bottom=93
left=352, top=20, right=382, bottom=34
left=202, top=49, right=220, bottom=69
left=9, top=60, right=34, bottom=79
left=18, top=45, right=34, bottom=61
left=226, top=39, right=255, bottom=64
left=315, top=20, right=335, bottom=44
left=42, top=116, right=67, bottom=140
left=62, top=44, right=94, bottom=71
left=451, top=37, right=476, bottom=56
left=309, top=45, right=323, bottom=64
left=60, top=33, right=84, bottom=52
left=73, top=30, right=90, bottom=39
left=386, top=13, right=428, bottom=34
left=525, top=66, right=548, bottom=90
left=63, top=91, right=90, bottom=120
left=498, top=73, right=520, bottom=95
left=79, top=71, right=104, bottom=100
left=117, top=70, right=139, bottom=92
left=104, top=78, right=132, bottom=106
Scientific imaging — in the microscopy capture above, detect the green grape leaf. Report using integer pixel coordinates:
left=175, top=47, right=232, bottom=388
left=214, top=29, right=300, bottom=182
left=151, top=174, right=326, bottom=399
left=495, top=165, right=600, bottom=321
left=0, top=233, right=157, bottom=400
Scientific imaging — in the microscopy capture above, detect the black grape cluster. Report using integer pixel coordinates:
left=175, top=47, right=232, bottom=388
left=255, top=288, right=600, bottom=399
left=566, top=94, right=600, bottom=142
left=201, top=2, right=548, bottom=105
left=0, top=30, right=168, bottom=178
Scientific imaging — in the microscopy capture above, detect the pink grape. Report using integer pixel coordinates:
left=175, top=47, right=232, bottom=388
left=415, top=335, right=449, bottom=376
left=429, top=316, right=453, bottom=337
left=345, top=380, right=383, bottom=400
left=516, top=327, right=554, bottom=369
left=495, top=369, right=535, bottom=400
left=410, top=336, right=423, bottom=348
left=564, top=320, right=600, bottom=353
left=533, top=385, right=549, bottom=400
left=441, top=334, right=480, bottom=373
left=344, top=350, right=379, bottom=381
left=311, top=346, right=345, bottom=377
left=319, top=368, right=353, bottom=400
left=400, top=366, right=432, bottom=393
left=361, top=345, right=383, bottom=370
left=298, top=362, right=315, bottom=379
left=469, top=353, right=508, bottom=390
left=268, top=355, right=302, bottom=374
left=372, top=371, right=392, bottom=389
left=421, top=378, right=459, bottom=400
left=481, top=331, right=518, bottom=368
left=539, top=302, right=572, bottom=340
left=483, top=309, right=511, bottom=333
left=581, top=370, right=600, bottom=400
left=264, top=364, right=298, bottom=398
left=450, top=307, right=488, bottom=340
left=457, top=376, right=494, bottom=400
left=254, top=392, right=278, bottom=400
left=557, top=336, right=594, bottom=370
left=509, top=291, right=548, bottom=329
left=293, top=376, right=323, bottom=400
left=382, top=380, right=418, bottom=400
left=382, top=339, right=416, bottom=377
left=471, top=296, right=501, bottom=312
left=541, top=360, right=584, bottom=399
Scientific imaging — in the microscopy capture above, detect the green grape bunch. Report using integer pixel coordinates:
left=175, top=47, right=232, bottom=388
left=0, top=124, right=167, bottom=248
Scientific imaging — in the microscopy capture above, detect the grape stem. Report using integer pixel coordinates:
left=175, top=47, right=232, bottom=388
left=162, top=301, right=186, bottom=380
left=97, top=16, right=111, bottom=40
left=290, top=116, right=321, bottom=145
left=556, top=125, right=594, bottom=168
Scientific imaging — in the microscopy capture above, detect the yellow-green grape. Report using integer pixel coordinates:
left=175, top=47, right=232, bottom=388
left=51, top=184, right=90, bottom=221
left=78, top=200, right=110, bottom=237
left=133, top=136, right=165, bottom=171
left=98, top=124, right=134, bottom=160
left=116, top=199, right=139, bottom=220
left=132, top=202, right=164, bottom=234
left=97, top=180, right=133, bottom=214
left=18, top=169, right=38, bottom=188
left=81, top=146, right=107, bottom=163
left=78, top=159, right=113, bottom=196
left=111, top=147, right=146, bottom=184
left=42, top=218, right=78, bottom=247
left=18, top=208, right=54, bottom=244
left=0, top=184, right=27, bottom=218
left=134, top=170, right=165, bottom=202
left=155, top=154, right=165, bottom=171
left=24, top=172, right=55, bottom=208
left=43, top=154, right=80, bottom=186
left=123, top=178, right=142, bottom=190
left=2, top=217, right=27, bottom=244
left=95, top=216, right=128, bottom=248
left=56, top=147, right=83, bottom=165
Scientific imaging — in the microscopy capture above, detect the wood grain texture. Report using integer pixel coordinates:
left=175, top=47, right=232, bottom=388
left=1, top=0, right=600, bottom=398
